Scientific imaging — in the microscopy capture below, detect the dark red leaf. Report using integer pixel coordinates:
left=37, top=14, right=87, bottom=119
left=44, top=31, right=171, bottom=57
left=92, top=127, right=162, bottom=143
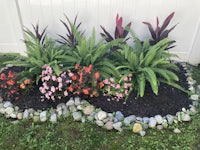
left=143, top=22, right=156, bottom=39
left=160, top=12, right=175, bottom=34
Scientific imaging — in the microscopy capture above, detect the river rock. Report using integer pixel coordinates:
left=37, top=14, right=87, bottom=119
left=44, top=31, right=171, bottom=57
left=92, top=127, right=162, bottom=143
left=3, top=101, right=12, bottom=108
left=104, top=121, right=113, bottom=130
left=96, top=120, right=104, bottom=126
left=166, top=114, right=174, bottom=124
left=83, top=105, right=94, bottom=115
left=17, top=113, right=23, bottom=120
left=50, top=113, right=57, bottom=123
left=143, top=117, right=149, bottom=124
left=74, top=97, right=81, bottom=106
left=62, top=108, right=70, bottom=117
left=133, top=123, right=143, bottom=133
left=33, top=115, right=40, bottom=122
left=97, top=111, right=107, bottom=120
left=182, top=114, right=191, bottom=122
left=124, top=115, right=136, bottom=126
left=113, top=122, right=122, bottom=131
left=139, top=131, right=146, bottom=137
left=5, top=107, right=14, bottom=115
left=173, top=128, right=181, bottom=134
left=40, top=111, right=47, bottom=122
left=23, top=109, right=29, bottom=119
left=154, top=115, right=163, bottom=124
left=115, top=111, right=124, bottom=121
left=72, top=112, right=82, bottom=121
left=148, top=117, right=157, bottom=128
left=66, top=99, right=75, bottom=106
left=157, top=125, right=163, bottom=130
left=190, top=94, right=198, bottom=100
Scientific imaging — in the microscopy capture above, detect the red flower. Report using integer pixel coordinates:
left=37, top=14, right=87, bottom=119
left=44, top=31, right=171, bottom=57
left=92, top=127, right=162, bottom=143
left=0, top=73, right=6, bottom=80
left=82, top=88, right=90, bottom=95
left=68, top=86, right=73, bottom=92
left=71, top=75, right=77, bottom=80
left=94, top=72, right=100, bottom=79
left=78, top=72, right=83, bottom=83
left=24, top=79, right=31, bottom=84
left=99, top=82, right=104, bottom=88
left=10, top=89, right=17, bottom=94
left=8, top=71, right=14, bottom=78
left=75, top=64, right=80, bottom=70
left=20, top=83, right=25, bottom=89
left=6, top=80, right=15, bottom=86
left=84, top=64, right=93, bottom=74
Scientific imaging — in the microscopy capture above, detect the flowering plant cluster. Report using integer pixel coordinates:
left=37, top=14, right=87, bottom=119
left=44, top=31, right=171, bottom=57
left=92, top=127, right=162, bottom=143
left=102, top=74, right=132, bottom=101
left=68, top=64, right=104, bottom=97
left=39, top=65, right=71, bottom=101
left=19, top=78, right=33, bottom=94
left=0, top=70, right=19, bottom=101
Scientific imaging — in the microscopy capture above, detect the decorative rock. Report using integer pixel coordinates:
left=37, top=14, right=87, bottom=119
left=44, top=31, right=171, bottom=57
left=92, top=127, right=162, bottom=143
left=157, top=125, right=163, bottom=130
left=162, top=119, right=168, bottom=128
left=28, top=108, right=34, bottom=114
left=50, top=114, right=57, bottom=123
left=190, top=94, right=199, bottom=100
left=124, top=115, right=136, bottom=126
left=0, top=108, right=5, bottom=114
left=83, top=105, right=95, bottom=115
left=113, top=122, right=122, bottom=131
left=40, top=111, right=47, bottom=122
left=182, top=114, right=191, bottom=122
left=33, top=115, right=40, bottom=122
left=96, top=120, right=104, bottom=126
left=189, top=105, right=197, bottom=114
left=56, top=103, right=66, bottom=109
left=69, top=105, right=77, bottom=112
left=77, top=105, right=84, bottom=110
left=196, top=85, right=200, bottom=93
left=133, top=123, right=143, bottom=133
left=87, top=115, right=95, bottom=122
left=66, top=99, right=75, bottom=106
left=154, top=115, right=163, bottom=124
left=104, top=121, right=113, bottom=130
left=62, top=108, right=70, bottom=117
left=14, top=106, right=19, bottom=111
left=139, top=131, right=146, bottom=137
left=5, top=107, right=14, bottom=115
left=136, top=117, right=143, bottom=122
left=3, top=101, right=12, bottom=108
left=148, top=117, right=157, bottom=128
left=192, top=101, right=199, bottom=106
left=10, top=113, right=17, bottom=119
left=173, top=128, right=181, bottom=134
left=81, top=117, right=86, bottom=123
left=72, top=112, right=82, bottom=121
left=17, top=113, right=23, bottom=120
left=23, top=109, right=29, bottom=119
left=57, top=110, right=63, bottom=118
left=97, top=111, right=107, bottom=120
left=74, top=97, right=81, bottom=106
left=166, top=114, right=174, bottom=125
left=143, top=117, right=149, bottom=124
left=115, top=111, right=124, bottom=121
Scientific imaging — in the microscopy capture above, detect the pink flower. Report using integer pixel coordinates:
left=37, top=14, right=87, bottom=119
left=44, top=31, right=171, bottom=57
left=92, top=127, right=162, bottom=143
left=123, top=77, right=128, bottom=81
left=48, top=91, right=52, bottom=96
left=58, top=83, right=63, bottom=89
left=110, top=78, right=114, bottom=82
left=51, top=86, right=56, bottom=92
left=103, top=79, right=109, bottom=84
left=52, top=76, right=57, bottom=81
left=44, top=76, right=50, bottom=81
left=115, top=84, right=120, bottom=89
left=68, top=72, right=74, bottom=77
left=124, top=83, right=129, bottom=89
left=57, top=77, right=62, bottom=83
left=64, top=90, right=68, bottom=96
left=51, top=96, right=55, bottom=101
left=45, top=93, right=50, bottom=99
left=39, top=87, right=46, bottom=94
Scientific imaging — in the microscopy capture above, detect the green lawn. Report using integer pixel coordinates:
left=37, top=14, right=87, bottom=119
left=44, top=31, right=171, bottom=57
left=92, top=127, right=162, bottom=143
left=0, top=55, right=199, bottom=150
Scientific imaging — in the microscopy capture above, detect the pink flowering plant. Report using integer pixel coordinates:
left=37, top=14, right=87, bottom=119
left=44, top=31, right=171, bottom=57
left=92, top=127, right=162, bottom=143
left=39, top=64, right=71, bottom=101
left=102, top=74, right=133, bottom=101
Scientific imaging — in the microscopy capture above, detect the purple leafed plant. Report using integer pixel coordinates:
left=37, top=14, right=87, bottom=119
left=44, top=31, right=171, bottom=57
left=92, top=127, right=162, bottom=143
left=143, top=12, right=177, bottom=49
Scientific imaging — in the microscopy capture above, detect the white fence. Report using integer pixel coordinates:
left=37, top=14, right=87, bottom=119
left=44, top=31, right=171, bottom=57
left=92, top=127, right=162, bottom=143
left=0, top=0, right=200, bottom=64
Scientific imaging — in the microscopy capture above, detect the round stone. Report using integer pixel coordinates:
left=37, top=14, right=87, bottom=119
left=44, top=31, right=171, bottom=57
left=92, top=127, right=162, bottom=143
left=133, top=123, right=143, bottom=133
left=50, top=113, right=57, bottom=123
left=115, top=111, right=124, bottom=121
left=3, top=101, right=12, bottom=108
left=154, top=115, right=163, bottom=124
left=139, top=131, right=146, bottom=137
left=173, top=128, right=181, bottom=134
left=40, top=111, right=47, bottom=122
left=5, top=107, right=14, bottom=115
left=97, top=111, right=107, bottom=120
left=72, top=112, right=82, bottom=121
left=17, top=113, right=23, bottom=120
left=113, top=122, right=122, bottom=131
left=104, top=121, right=113, bottom=130
left=96, top=120, right=104, bottom=126
left=182, top=114, right=191, bottom=122
left=83, top=105, right=95, bottom=115
left=148, top=117, right=157, bottom=128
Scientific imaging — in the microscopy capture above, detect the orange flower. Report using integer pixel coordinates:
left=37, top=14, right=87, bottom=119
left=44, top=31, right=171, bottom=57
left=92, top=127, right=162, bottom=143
left=68, top=86, right=73, bottom=92
left=8, top=71, right=14, bottom=78
left=6, top=80, right=15, bottom=85
left=0, top=73, right=6, bottom=80
left=10, top=89, right=17, bottom=94
left=20, top=83, right=25, bottom=89
left=84, top=64, right=93, bottom=74
left=71, top=75, right=77, bottom=80
left=24, top=79, right=31, bottom=84
left=82, top=88, right=90, bottom=95
left=78, top=72, right=83, bottom=83
left=94, top=72, right=100, bottom=79
left=99, top=82, right=104, bottom=88
left=75, top=64, right=80, bottom=70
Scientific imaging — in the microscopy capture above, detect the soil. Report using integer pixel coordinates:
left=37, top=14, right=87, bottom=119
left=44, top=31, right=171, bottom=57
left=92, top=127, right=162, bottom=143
left=2, top=64, right=192, bottom=117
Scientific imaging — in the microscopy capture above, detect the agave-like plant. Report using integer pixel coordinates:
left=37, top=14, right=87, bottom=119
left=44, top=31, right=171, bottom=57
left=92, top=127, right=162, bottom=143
left=116, top=30, right=186, bottom=97
left=143, top=12, right=177, bottom=49
left=57, top=14, right=84, bottom=49
left=5, top=24, right=64, bottom=84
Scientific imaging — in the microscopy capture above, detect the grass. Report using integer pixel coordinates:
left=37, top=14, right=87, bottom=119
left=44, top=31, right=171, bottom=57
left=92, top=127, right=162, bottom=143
left=0, top=55, right=200, bottom=150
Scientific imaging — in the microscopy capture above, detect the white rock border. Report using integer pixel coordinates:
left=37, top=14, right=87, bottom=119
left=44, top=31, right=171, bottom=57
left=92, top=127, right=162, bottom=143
left=0, top=63, right=199, bottom=136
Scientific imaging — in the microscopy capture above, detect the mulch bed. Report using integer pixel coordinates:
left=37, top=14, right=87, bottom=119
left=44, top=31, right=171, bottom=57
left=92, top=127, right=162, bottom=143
left=3, top=64, right=191, bottom=117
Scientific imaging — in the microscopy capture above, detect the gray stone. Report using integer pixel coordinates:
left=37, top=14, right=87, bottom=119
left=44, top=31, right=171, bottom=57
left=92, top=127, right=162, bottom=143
left=104, top=121, right=113, bottom=130
left=3, top=101, right=12, bottom=108
left=81, top=117, right=86, bottom=123
left=190, top=94, right=199, bottom=100
left=166, top=114, right=174, bottom=125
left=77, top=105, right=84, bottom=110
left=5, top=107, right=14, bottom=115
left=157, top=125, right=163, bottom=130
left=87, top=115, right=95, bottom=122
left=40, top=111, right=47, bottom=122
left=113, top=122, right=122, bottom=131
left=124, top=115, right=136, bottom=126
left=182, top=114, right=191, bottom=122
left=62, top=108, right=70, bottom=117
left=192, top=101, right=199, bottom=106
left=66, top=99, right=75, bottom=106
left=143, top=117, right=149, bottom=124
left=97, top=111, right=107, bottom=120
left=162, top=119, right=168, bottom=128
left=69, top=105, right=77, bottom=112
left=14, top=106, right=19, bottom=111
left=23, top=109, right=29, bottom=119
left=196, top=85, right=200, bottom=93
left=0, top=108, right=5, bottom=114
left=155, top=115, right=163, bottom=124
left=189, top=105, right=197, bottom=114
left=136, top=117, right=143, bottom=122
left=83, top=105, right=95, bottom=115
left=96, top=120, right=104, bottom=126
left=74, top=97, right=81, bottom=106
left=56, top=103, right=66, bottom=109
left=72, top=112, right=82, bottom=121
left=102, top=118, right=109, bottom=123
left=173, top=128, right=181, bottom=134
left=148, top=117, right=157, bottom=128
left=50, top=113, right=57, bottom=123
left=57, top=110, right=63, bottom=118
left=115, top=111, right=124, bottom=121
left=10, top=113, right=17, bottom=119
left=139, top=131, right=146, bottom=137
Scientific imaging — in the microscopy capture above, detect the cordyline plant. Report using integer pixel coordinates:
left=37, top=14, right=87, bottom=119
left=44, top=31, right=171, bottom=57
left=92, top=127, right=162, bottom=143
left=143, top=12, right=177, bottom=49
left=100, top=14, right=132, bottom=54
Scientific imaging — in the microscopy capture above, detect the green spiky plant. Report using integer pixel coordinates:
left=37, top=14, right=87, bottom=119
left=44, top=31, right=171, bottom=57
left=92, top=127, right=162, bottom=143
left=116, top=30, right=187, bottom=97
left=4, top=24, right=64, bottom=84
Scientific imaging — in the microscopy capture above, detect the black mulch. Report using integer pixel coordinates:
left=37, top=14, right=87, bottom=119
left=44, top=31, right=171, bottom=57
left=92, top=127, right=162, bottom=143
left=3, top=64, right=192, bottom=117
